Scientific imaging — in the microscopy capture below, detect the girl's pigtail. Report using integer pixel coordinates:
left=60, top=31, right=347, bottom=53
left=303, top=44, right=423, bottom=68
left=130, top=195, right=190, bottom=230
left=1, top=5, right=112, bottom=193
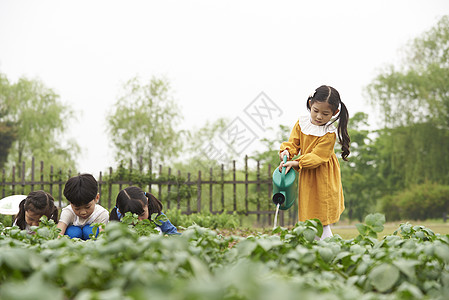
left=15, top=199, right=27, bottom=230
left=337, top=101, right=350, bottom=161
left=147, top=193, right=163, bottom=215
left=109, top=207, right=120, bottom=221
left=50, top=206, right=59, bottom=223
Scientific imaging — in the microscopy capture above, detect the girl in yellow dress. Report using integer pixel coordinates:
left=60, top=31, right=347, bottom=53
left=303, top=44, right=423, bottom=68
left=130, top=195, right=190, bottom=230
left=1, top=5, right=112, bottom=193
left=279, top=85, right=350, bottom=239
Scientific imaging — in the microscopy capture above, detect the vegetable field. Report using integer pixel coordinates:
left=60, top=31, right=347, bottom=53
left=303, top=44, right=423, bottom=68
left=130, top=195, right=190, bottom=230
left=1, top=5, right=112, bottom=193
left=0, top=214, right=448, bottom=300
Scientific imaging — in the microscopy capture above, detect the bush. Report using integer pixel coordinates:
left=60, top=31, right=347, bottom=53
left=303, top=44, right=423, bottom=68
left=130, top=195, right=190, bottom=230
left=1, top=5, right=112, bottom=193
left=377, top=195, right=401, bottom=221
left=379, top=182, right=449, bottom=221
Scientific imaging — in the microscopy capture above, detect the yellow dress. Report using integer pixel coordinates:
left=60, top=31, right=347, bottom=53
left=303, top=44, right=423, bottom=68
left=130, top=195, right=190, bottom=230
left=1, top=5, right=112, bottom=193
left=280, top=116, right=344, bottom=225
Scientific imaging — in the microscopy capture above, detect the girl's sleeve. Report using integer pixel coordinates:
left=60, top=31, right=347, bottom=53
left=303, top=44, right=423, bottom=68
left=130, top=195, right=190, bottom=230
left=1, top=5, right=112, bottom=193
left=158, top=213, right=180, bottom=235
left=296, top=133, right=336, bottom=169
left=279, top=121, right=301, bottom=158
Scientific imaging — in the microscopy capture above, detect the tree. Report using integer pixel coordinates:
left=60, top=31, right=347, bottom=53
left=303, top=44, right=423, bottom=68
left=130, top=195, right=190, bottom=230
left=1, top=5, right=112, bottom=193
left=0, top=74, right=78, bottom=172
left=0, top=120, right=16, bottom=169
left=106, top=76, right=182, bottom=166
left=339, top=112, right=381, bottom=221
left=366, top=15, right=449, bottom=187
left=0, top=74, right=16, bottom=168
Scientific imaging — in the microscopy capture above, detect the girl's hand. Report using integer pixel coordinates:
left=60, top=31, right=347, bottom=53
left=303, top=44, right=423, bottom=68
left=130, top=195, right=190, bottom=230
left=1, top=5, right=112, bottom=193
left=278, top=160, right=299, bottom=174
left=279, top=150, right=289, bottom=161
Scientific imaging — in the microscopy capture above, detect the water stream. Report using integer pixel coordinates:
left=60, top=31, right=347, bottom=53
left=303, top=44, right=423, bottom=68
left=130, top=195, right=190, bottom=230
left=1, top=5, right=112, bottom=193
left=273, top=203, right=280, bottom=230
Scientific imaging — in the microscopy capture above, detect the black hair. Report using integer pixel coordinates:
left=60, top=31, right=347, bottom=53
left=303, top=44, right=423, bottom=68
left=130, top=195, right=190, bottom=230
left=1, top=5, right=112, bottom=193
left=110, top=186, right=163, bottom=221
left=307, top=85, right=350, bottom=161
left=14, top=190, right=59, bottom=230
left=63, top=173, right=98, bottom=206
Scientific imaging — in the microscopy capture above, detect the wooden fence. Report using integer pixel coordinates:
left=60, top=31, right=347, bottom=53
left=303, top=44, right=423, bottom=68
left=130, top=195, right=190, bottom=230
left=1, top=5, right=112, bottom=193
left=0, top=157, right=298, bottom=227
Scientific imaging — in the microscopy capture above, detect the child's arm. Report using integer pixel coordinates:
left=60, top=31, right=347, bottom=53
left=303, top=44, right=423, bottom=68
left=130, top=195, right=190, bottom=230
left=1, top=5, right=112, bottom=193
left=280, top=121, right=301, bottom=160
left=57, top=221, right=68, bottom=235
left=279, top=160, right=299, bottom=174
left=57, top=206, right=73, bottom=236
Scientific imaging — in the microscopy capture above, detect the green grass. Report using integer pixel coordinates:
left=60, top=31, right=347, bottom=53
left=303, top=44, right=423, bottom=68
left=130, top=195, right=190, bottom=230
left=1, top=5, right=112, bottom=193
left=216, top=219, right=449, bottom=240
left=333, top=220, right=449, bottom=240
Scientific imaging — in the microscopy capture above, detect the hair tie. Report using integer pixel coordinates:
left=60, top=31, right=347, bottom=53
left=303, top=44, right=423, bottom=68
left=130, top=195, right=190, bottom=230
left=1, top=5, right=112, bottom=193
left=115, top=206, right=122, bottom=220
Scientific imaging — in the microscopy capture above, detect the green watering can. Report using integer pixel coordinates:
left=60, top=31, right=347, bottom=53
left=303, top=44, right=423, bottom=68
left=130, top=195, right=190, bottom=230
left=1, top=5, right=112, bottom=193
left=272, top=155, right=298, bottom=210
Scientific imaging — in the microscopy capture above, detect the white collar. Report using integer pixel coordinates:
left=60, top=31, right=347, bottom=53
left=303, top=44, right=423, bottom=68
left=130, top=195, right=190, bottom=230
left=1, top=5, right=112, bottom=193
left=298, top=115, right=337, bottom=137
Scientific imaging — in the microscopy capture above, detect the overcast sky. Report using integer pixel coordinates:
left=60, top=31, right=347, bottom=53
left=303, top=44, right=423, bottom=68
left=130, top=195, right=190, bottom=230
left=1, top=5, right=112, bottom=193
left=0, top=0, right=447, bottom=174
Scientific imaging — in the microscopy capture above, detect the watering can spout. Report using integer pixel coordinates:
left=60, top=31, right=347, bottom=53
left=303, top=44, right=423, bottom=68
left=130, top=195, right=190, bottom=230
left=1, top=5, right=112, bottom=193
left=272, top=191, right=285, bottom=205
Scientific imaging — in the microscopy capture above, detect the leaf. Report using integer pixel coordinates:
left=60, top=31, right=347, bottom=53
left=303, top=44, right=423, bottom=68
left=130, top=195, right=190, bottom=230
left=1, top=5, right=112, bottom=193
left=154, top=213, right=168, bottom=226
left=349, top=244, right=366, bottom=255
left=188, top=256, right=210, bottom=278
left=396, top=282, right=424, bottom=299
left=235, top=239, right=258, bottom=257
left=365, top=213, right=385, bottom=229
left=363, top=213, right=384, bottom=234
left=0, top=275, right=64, bottom=300
left=392, top=259, right=419, bottom=280
left=306, top=218, right=323, bottom=237
left=63, top=264, right=89, bottom=289
left=257, top=239, right=282, bottom=252
left=303, top=228, right=316, bottom=243
left=334, top=251, right=351, bottom=261
left=368, top=263, right=400, bottom=292
left=434, top=244, right=449, bottom=263
left=355, top=223, right=369, bottom=236
left=318, top=247, right=333, bottom=263
left=3, top=248, right=32, bottom=272
left=355, top=261, right=370, bottom=276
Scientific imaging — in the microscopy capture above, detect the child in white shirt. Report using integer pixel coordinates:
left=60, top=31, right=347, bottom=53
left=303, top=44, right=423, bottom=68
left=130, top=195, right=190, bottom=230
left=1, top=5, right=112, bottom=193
left=57, top=174, right=109, bottom=240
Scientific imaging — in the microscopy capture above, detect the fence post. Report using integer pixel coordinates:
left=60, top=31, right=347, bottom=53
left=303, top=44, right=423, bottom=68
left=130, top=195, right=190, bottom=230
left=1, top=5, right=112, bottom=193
left=118, top=163, right=123, bottom=192
left=21, top=161, right=25, bottom=195
left=221, top=164, right=224, bottom=212
left=31, top=157, right=35, bottom=192
left=40, top=161, right=44, bottom=191
left=158, top=165, right=162, bottom=202
left=233, top=160, right=236, bottom=211
left=177, top=170, right=181, bottom=210
left=187, top=172, right=191, bottom=214
left=148, top=159, right=152, bottom=193
left=49, top=165, right=54, bottom=206
left=139, top=156, right=143, bottom=174
left=99, top=171, right=103, bottom=207
left=108, top=167, right=113, bottom=210
left=12, top=165, right=16, bottom=195
left=245, top=155, right=248, bottom=215
left=197, top=170, right=201, bottom=213
left=167, top=167, right=171, bottom=209
left=256, top=160, right=260, bottom=224
left=267, top=163, right=272, bottom=227
left=58, top=169, right=63, bottom=207
left=2, top=168, right=5, bottom=198
left=129, top=159, right=133, bottom=186
left=209, top=167, right=213, bottom=213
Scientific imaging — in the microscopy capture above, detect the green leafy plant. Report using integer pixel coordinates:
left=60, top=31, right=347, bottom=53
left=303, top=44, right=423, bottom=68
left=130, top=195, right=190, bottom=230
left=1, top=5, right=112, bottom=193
left=119, top=211, right=166, bottom=235
left=1, top=213, right=449, bottom=299
left=166, top=208, right=240, bottom=229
